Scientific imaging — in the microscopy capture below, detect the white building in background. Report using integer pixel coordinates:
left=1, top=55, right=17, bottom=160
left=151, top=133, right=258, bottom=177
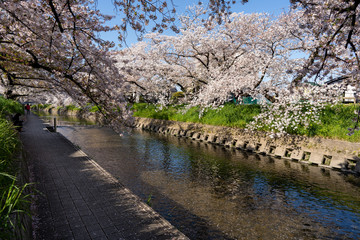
left=0, top=86, right=4, bottom=96
left=325, top=76, right=358, bottom=103
left=344, top=85, right=357, bottom=103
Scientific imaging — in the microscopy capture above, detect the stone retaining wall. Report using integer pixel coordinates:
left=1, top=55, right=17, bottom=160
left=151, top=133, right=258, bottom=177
left=134, top=117, right=360, bottom=174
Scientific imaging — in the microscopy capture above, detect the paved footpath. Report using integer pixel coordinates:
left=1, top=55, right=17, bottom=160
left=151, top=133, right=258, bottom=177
left=21, top=114, right=188, bottom=240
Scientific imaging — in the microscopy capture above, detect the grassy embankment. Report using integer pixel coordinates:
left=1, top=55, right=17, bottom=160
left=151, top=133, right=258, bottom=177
left=36, top=102, right=360, bottom=142
left=132, top=103, right=360, bottom=142
left=0, top=97, right=31, bottom=239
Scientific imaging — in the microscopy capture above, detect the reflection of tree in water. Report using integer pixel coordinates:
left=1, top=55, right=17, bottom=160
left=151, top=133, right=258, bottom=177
left=121, top=130, right=360, bottom=219
left=129, top=132, right=234, bottom=239
left=56, top=126, right=360, bottom=239
left=184, top=143, right=260, bottom=209
left=344, top=174, right=360, bottom=188
left=138, top=134, right=173, bottom=171
left=160, top=133, right=360, bottom=214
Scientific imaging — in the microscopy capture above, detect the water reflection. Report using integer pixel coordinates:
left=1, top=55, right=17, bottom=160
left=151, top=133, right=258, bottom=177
left=38, top=114, right=96, bottom=126
left=45, top=117, right=360, bottom=240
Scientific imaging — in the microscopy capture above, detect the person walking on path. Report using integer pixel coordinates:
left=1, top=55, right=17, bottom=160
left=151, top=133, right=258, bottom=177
left=25, top=104, right=31, bottom=115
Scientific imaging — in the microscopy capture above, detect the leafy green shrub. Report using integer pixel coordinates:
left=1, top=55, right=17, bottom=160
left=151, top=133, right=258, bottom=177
left=0, top=97, right=24, bottom=117
left=0, top=98, right=31, bottom=238
left=0, top=119, right=29, bottom=239
left=0, top=175, right=31, bottom=239
left=0, top=119, right=19, bottom=165
left=82, top=103, right=100, bottom=112
left=277, top=104, right=360, bottom=141
left=33, top=103, right=52, bottom=110
left=65, top=104, right=81, bottom=111
left=89, top=105, right=100, bottom=112
left=39, top=104, right=52, bottom=109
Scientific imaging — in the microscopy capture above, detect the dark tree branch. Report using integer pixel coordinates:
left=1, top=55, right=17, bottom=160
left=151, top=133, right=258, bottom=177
left=49, top=0, right=64, bottom=33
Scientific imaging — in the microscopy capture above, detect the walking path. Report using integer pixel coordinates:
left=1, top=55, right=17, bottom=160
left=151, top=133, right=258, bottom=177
left=21, top=114, right=188, bottom=240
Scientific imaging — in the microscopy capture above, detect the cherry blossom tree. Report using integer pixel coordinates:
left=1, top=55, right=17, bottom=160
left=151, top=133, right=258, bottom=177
left=1, top=0, right=358, bottom=134
left=115, top=8, right=299, bottom=106
left=289, top=0, right=360, bottom=135
left=0, top=0, right=135, bottom=126
left=247, top=8, right=346, bottom=135
left=114, top=41, right=179, bottom=105
left=115, top=6, right=349, bottom=134
left=112, top=0, right=248, bottom=40
left=251, top=0, right=360, bottom=135
left=114, top=0, right=358, bottom=134
left=0, top=0, right=249, bottom=127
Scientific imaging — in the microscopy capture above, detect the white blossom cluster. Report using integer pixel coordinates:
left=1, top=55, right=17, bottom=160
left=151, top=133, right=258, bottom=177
left=247, top=83, right=344, bottom=135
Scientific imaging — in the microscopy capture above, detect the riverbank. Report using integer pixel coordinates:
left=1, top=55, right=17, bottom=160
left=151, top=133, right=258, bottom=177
left=134, top=117, right=360, bottom=174
left=132, top=103, right=360, bottom=142
left=37, top=106, right=360, bottom=173
left=38, top=103, right=360, bottom=142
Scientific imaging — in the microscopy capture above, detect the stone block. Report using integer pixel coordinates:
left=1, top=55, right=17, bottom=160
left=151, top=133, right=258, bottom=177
left=308, top=152, right=323, bottom=165
left=245, top=142, right=256, bottom=151
left=289, top=149, right=302, bottom=161
left=228, top=139, right=238, bottom=148
left=192, top=132, right=200, bottom=140
left=274, top=146, right=286, bottom=157
left=283, top=148, right=294, bottom=159
left=218, top=137, right=228, bottom=146
left=235, top=140, right=244, bottom=149
left=266, top=145, right=277, bottom=155
left=256, top=140, right=268, bottom=153
left=210, top=135, right=219, bottom=144
left=200, top=134, right=208, bottom=142
left=329, top=157, right=347, bottom=170
left=186, top=131, right=194, bottom=138
left=320, top=154, right=333, bottom=167
left=179, top=130, right=186, bottom=136
left=224, top=139, right=233, bottom=148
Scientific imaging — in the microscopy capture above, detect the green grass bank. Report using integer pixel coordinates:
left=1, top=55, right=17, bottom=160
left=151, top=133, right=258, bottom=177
left=131, top=103, right=360, bottom=142
left=35, top=102, right=360, bottom=142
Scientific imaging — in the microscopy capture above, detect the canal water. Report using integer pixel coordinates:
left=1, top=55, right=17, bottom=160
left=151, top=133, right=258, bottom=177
left=40, top=115, right=360, bottom=240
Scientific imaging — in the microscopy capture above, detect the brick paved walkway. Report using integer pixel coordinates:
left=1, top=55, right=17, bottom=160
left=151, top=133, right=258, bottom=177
left=21, top=114, right=188, bottom=240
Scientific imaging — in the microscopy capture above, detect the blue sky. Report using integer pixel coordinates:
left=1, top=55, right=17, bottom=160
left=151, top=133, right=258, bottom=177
left=97, top=0, right=291, bottom=49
